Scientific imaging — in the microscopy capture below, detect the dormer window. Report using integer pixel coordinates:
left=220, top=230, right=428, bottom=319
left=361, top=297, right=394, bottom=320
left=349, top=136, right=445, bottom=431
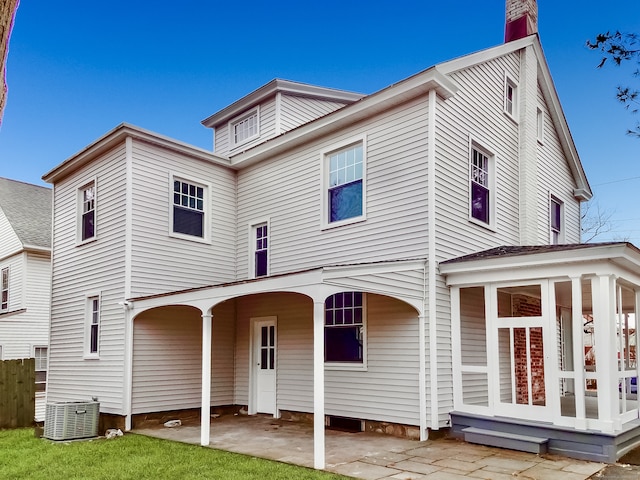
left=230, top=108, right=259, bottom=148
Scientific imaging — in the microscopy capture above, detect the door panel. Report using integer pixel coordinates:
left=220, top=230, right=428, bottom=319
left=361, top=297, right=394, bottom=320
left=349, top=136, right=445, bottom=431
left=254, top=319, right=276, bottom=414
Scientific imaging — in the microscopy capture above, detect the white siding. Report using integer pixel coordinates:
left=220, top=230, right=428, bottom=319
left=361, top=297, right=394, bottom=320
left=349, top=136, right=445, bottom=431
left=47, top=145, right=128, bottom=413
left=129, top=140, right=236, bottom=297
left=536, top=85, right=582, bottom=244
left=235, top=292, right=420, bottom=426
left=131, top=302, right=236, bottom=414
left=0, top=252, right=49, bottom=359
left=236, top=96, right=431, bottom=278
left=279, top=95, right=348, bottom=133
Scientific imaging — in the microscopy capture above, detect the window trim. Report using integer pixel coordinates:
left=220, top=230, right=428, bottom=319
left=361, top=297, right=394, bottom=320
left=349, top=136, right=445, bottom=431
left=321, top=136, right=367, bottom=229
left=248, top=219, right=270, bottom=279
left=84, top=293, right=101, bottom=359
left=77, top=178, right=97, bottom=245
left=550, top=195, right=564, bottom=244
left=1, top=267, right=8, bottom=312
left=503, top=74, right=518, bottom=122
left=229, top=107, right=260, bottom=149
left=168, top=173, right=211, bottom=244
left=324, top=292, right=368, bottom=371
left=468, top=138, right=497, bottom=231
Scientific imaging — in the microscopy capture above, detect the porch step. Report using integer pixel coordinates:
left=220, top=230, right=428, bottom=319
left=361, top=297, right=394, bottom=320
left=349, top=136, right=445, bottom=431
left=462, top=427, right=548, bottom=454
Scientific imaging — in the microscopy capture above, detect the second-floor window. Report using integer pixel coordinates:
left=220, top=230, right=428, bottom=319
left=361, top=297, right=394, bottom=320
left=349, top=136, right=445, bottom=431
left=1, top=267, right=8, bottom=311
left=550, top=197, right=563, bottom=244
left=80, top=182, right=96, bottom=242
left=327, top=143, right=364, bottom=225
left=172, top=179, right=205, bottom=239
left=470, top=145, right=493, bottom=226
left=254, top=223, right=268, bottom=277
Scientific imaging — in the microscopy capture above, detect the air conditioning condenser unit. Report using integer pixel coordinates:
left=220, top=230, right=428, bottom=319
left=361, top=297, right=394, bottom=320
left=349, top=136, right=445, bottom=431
left=44, top=400, right=99, bottom=441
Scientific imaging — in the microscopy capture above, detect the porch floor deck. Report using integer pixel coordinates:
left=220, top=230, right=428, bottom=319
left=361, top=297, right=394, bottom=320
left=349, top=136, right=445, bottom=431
left=134, top=414, right=605, bottom=479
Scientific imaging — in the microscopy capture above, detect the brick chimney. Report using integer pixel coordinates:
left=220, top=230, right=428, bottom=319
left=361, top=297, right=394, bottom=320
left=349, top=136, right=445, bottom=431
left=505, top=0, right=538, bottom=42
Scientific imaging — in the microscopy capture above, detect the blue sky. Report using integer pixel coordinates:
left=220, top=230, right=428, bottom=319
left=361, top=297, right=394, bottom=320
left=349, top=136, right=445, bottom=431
left=0, top=1, right=638, bottom=243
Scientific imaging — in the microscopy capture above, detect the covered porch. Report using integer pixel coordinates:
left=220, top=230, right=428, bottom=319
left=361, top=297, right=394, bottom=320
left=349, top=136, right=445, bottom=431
left=122, top=260, right=429, bottom=470
left=440, top=243, right=640, bottom=463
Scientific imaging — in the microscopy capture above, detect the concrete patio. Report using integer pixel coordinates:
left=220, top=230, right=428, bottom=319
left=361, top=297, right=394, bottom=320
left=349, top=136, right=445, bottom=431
left=134, top=414, right=607, bottom=479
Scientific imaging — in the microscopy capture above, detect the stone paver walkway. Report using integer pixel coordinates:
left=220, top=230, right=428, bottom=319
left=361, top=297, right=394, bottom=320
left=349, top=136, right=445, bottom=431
left=135, top=414, right=606, bottom=480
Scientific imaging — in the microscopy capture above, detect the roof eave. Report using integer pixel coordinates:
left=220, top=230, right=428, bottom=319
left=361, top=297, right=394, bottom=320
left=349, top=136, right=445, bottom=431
left=200, top=79, right=366, bottom=128
left=228, top=68, right=458, bottom=168
left=42, top=123, right=231, bottom=184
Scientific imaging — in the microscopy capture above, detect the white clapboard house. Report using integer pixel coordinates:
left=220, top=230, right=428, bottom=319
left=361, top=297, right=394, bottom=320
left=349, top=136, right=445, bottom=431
left=42, top=0, right=640, bottom=466
left=0, top=177, right=51, bottom=420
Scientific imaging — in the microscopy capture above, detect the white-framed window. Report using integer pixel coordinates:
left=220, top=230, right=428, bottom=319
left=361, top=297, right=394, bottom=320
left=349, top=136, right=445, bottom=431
left=1, top=267, right=8, bottom=311
left=250, top=221, right=269, bottom=278
left=170, top=175, right=209, bottom=242
left=323, top=139, right=366, bottom=227
left=34, top=346, right=48, bottom=392
left=537, top=107, right=544, bottom=143
left=78, top=180, right=96, bottom=243
left=325, top=292, right=366, bottom=368
left=550, top=196, right=564, bottom=244
left=85, top=295, right=100, bottom=358
left=230, top=108, right=259, bottom=148
left=469, top=141, right=496, bottom=229
left=504, top=75, right=518, bottom=120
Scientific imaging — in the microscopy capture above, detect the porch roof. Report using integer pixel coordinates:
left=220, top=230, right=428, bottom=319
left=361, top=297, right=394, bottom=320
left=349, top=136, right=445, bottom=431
left=439, top=243, right=640, bottom=285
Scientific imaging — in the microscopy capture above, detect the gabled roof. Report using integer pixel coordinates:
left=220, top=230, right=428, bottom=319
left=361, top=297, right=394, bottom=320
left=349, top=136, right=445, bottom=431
left=437, top=35, right=591, bottom=200
left=0, top=177, right=52, bottom=250
left=42, top=123, right=231, bottom=184
left=224, top=35, right=591, bottom=200
left=200, top=79, right=365, bottom=129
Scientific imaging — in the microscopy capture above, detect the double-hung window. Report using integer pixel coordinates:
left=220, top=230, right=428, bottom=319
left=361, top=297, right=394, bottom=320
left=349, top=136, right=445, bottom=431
left=550, top=197, right=563, bottom=244
left=470, top=145, right=494, bottom=226
left=34, top=346, right=48, bottom=392
left=230, top=108, right=259, bottom=148
left=253, top=222, right=269, bottom=278
left=325, top=292, right=365, bottom=364
left=86, top=296, right=100, bottom=357
left=326, top=142, right=364, bottom=225
left=172, top=178, right=206, bottom=239
left=1, top=267, right=8, bottom=311
left=79, top=181, right=96, bottom=242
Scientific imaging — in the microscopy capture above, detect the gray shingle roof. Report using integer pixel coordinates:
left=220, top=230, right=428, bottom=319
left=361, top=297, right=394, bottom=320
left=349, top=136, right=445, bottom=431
left=0, top=177, right=52, bottom=249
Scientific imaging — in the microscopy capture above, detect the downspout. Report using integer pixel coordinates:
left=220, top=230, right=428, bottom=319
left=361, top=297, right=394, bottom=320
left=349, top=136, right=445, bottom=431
left=123, top=136, right=134, bottom=430
left=427, top=89, right=439, bottom=431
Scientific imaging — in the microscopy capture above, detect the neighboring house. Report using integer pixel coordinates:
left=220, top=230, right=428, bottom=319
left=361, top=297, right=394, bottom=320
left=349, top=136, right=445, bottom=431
left=41, top=0, right=640, bottom=466
left=0, top=177, right=51, bottom=420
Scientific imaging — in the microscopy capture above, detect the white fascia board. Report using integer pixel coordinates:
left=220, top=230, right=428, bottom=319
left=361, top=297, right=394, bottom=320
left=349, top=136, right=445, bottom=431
left=201, top=79, right=365, bottom=128
left=440, top=244, right=640, bottom=284
left=229, top=69, right=458, bottom=168
left=42, top=123, right=231, bottom=183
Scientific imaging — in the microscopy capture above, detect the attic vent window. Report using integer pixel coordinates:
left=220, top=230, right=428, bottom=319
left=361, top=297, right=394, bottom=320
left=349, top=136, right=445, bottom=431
left=230, top=108, right=259, bottom=147
left=504, top=75, right=518, bottom=120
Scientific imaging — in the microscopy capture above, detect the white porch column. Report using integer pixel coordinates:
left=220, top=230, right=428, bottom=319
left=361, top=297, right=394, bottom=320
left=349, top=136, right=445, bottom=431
left=313, top=301, right=325, bottom=470
left=570, top=276, right=587, bottom=430
left=592, top=275, right=618, bottom=432
left=201, top=312, right=213, bottom=446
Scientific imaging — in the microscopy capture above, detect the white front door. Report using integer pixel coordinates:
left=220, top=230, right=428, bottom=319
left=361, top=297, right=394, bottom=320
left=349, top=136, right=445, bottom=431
left=253, top=317, right=276, bottom=414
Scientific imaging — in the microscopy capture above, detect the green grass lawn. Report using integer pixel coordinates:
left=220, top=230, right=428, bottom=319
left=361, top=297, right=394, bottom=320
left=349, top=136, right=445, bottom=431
left=0, top=428, right=350, bottom=480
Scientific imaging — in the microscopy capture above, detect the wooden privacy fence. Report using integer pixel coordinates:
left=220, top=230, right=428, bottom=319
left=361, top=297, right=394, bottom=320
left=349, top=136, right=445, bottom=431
left=0, top=358, right=35, bottom=428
